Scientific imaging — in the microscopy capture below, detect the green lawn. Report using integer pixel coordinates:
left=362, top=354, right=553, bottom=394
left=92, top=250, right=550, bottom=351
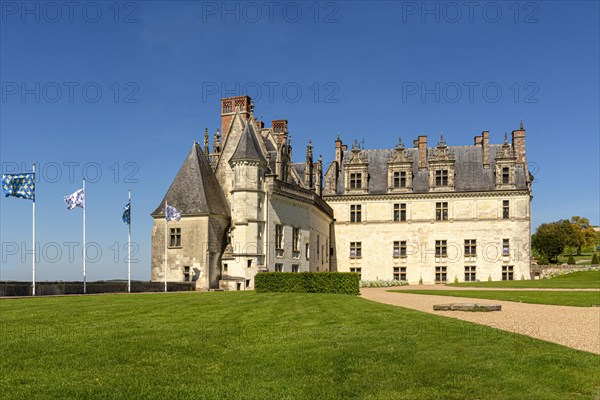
left=1, top=292, right=599, bottom=400
left=388, top=289, right=600, bottom=307
left=449, top=270, right=600, bottom=289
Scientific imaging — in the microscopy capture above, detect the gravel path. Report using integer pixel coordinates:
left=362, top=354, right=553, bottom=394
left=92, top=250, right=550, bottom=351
left=361, top=287, right=600, bottom=355
left=390, top=284, right=599, bottom=291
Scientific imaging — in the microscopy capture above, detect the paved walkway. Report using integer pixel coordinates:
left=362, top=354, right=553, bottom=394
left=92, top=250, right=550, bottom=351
left=387, top=284, right=599, bottom=291
left=361, top=287, right=600, bottom=355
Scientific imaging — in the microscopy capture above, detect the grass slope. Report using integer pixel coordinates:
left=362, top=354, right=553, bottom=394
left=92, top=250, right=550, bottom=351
left=449, top=270, right=600, bottom=288
left=389, top=290, right=600, bottom=307
left=1, top=292, right=599, bottom=400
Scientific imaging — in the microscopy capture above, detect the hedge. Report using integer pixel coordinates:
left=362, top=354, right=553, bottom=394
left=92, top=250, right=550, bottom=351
left=0, top=281, right=195, bottom=297
left=254, top=272, right=360, bottom=295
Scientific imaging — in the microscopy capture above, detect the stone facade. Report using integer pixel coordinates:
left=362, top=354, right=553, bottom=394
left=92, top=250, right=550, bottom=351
left=151, top=96, right=533, bottom=289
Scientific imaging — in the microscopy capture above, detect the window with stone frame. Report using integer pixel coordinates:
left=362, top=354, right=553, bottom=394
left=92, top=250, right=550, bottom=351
left=502, top=265, right=514, bottom=281
left=291, top=264, right=299, bottom=273
left=502, top=167, right=510, bottom=184
left=292, top=227, right=300, bottom=258
left=464, top=266, right=476, bottom=282
left=393, top=266, right=407, bottom=281
left=350, top=267, right=362, bottom=280
left=350, top=173, right=362, bottom=189
left=502, top=239, right=510, bottom=256
left=435, top=169, right=449, bottom=186
left=350, top=204, right=362, bottom=223
left=183, top=266, right=190, bottom=282
left=305, top=243, right=310, bottom=260
left=393, top=203, right=407, bottom=222
left=503, top=200, right=510, bottom=219
left=274, top=264, right=283, bottom=272
left=393, top=241, right=407, bottom=258
left=350, top=242, right=362, bottom=258
left=435, top=266, right=447, bottom=283
left=275, top=224, right=284, bottom=257
left=435, top=202, right=448, bottom=221
left=393, top=171, right=408, bottom=189
left=169, top=228, right=181, bottom=248
left=464, top=239, right=477, bottom=257
left=435, top=240, right=447, bottom=258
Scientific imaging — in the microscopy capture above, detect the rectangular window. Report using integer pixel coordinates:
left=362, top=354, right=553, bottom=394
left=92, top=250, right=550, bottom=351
left=400, top=171, right=407, bottom=188
left=393, top=171, right=400, bottom=188
left=223, top=263, right=228, bottom=273
left=502, top=167, right=510, bottom=184
left=292, top=227, right=300, bottom=257
left=502, top=265, right=514, bottom=281
left=393, top=267, right=407, bottom=281
left=435, top=266, right=447, bottom=283
left=350, top=242, right=362, bottom=258
left=350, top=173, right=362, bottom=189
left=169, top=228, right=181, bottom=247
left=291, top=264, right=299, bottom=273
left=350, top=204, right=362, bottom=223
left=275, top=224, right=284, bottom=257
left=503, top=239, right=510, bottom=256
left=394, top=203, right=407, bottom=222
left=503, top=200, right=510, bottom=219
left=350, top=267, right=362, bottom=280
left=435, top=202, right=448, bottom=221
left=305, top=243, right=310, bottom=260
left=183, top=266, right=190, bottom=282
left=246, top=279, right=251, bottom=288
left=274, top=263, right=283, bottom=272
left=464, top=266, right=476, bottom=282
left=393, top=241, right=407, bottom=258
left=435, top=170, right=449, bottom=186
left=464, top=239, right=477, bottom=257
left=247, top=259, right=252, bottom=268
left=435, top=240, right=447, bottom=258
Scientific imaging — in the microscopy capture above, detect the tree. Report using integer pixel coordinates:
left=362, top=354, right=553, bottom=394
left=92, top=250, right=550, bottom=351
left=567, top=254, right=576, bottom=265
left=592, top=253, right=599, bottom=265
left=570, top=216, right=597, bottom=255
left=532, top=220, right=574, bottom=263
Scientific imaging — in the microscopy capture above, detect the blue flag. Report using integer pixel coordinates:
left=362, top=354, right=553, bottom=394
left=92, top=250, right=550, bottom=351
left=2, top=173, right=35, bottom=200
left=166, top=205, right=181, bottom=222
left=64, top=189, right=85, bottom=210
left=122, top=202, right=131, bottom=225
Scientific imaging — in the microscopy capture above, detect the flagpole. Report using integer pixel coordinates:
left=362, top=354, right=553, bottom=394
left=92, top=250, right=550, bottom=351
left=128, top=189, right=131, bottom=293
left=83, top=178, right=86, bottom=294
left=164, top=201, right=168, bottom=292
left=32, top=164, right=36, bottom=297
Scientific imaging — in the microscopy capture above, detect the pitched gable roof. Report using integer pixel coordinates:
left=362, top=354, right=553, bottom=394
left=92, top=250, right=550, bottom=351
left=230, top=122, right=267, bottom=163
left=151, top=143, right=230, bottom=217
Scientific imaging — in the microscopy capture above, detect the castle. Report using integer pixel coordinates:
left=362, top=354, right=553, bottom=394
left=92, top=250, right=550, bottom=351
left=151, top=96, right=532, bottom=289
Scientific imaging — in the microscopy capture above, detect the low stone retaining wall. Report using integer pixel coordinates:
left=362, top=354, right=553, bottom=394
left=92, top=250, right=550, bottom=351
left=530, top=265, right=599, bottom=279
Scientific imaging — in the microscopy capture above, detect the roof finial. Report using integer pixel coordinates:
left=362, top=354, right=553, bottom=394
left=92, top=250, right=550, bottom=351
left=504, top=132, right=509, bottom=145
left=396, top=136, right=404, bottom=149
left=336, top=132, right=341, bottom=142
left=520, top=119, right=524, bottom=130
left=438, top=131, right=446, bottom=146
left=352, top=138, right=360, bottom=150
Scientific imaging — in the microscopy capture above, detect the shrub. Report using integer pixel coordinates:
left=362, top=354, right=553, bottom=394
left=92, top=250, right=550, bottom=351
left=567, top=254, right=576, bottom=265
left=255, top=272, right=360, bottom=295
left=537, top=256, right=549, bottom=265
left=592, top=253, right=599, bottom=265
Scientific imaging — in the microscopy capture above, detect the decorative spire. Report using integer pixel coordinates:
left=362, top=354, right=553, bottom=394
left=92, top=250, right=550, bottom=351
left=352, top=139, right=360, bottom=151
left=520, top=119, right=524, bottom=130
left=306, top=140, right=313, bottom=158
left=396, top=136, right=404, bottom=150
left=504, top=132, right=509, bottom=145
left=336, top=132, right=341, bottom=142
left=203, top=128, right=210, bottom=156
left=438, top=131, right=446, bottom=147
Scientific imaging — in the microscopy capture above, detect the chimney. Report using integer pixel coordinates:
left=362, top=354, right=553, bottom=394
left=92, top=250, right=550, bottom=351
left=221, top=95, right=251, bottom=143
left=417, top=135, right=427, bottom=170
left=512, top=120, right=526, bottom=165
left=335, top=133, right=343, bottom=165
left=482, top=131, right=490, bottom=168
left=413, top=139, right=419, bottom=148
left=305, top=140, right=314, bottom=188
left=256, top=120, right=265, bottom=129
left=474, top=135, right=482, bottom=145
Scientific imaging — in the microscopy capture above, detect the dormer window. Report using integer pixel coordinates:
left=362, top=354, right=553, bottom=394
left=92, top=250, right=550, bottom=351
left=435, top=170, right=448, bottom=186
left=502, top=167, right=509, bottom=184
left=393, top=171, right=407, bottom=188
left=350, top=173, right=362, bottom=189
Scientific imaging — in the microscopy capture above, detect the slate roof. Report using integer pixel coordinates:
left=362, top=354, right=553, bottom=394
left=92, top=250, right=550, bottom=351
left=230, top=123, right=267, bottom=163
left=152, top=143, right=230, bottom=217
left=334, top=144, right=528, bottom=195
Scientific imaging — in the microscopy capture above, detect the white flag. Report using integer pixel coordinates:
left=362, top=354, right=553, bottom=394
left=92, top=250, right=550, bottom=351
left=64, top=189, right=85, bottom=210
left=166, top=205, right=181, bottom=222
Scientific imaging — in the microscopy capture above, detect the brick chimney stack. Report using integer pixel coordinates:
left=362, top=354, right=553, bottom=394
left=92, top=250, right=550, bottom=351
left=417, top=135, right=427, bottom=170
left=512, top=120, right=526, bottom=165
left=221, top=95, right=251, bottom=143
left=335, top=133, right=343, bottom=165
left=482, top=131, right=490, bottom=168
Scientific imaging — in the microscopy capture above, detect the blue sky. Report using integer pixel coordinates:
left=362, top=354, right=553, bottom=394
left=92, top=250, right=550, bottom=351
left=1, top=1, right=598, bottom=281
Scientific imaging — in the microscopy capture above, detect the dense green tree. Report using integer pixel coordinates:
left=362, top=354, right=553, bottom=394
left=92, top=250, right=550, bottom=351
left=569, top=216, right=597, bottom=255
left=567, top=254, right=576, bottom=265
left=532, top=220, right=574, bottom=263
left=592, top=253, right=599, bottom=265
